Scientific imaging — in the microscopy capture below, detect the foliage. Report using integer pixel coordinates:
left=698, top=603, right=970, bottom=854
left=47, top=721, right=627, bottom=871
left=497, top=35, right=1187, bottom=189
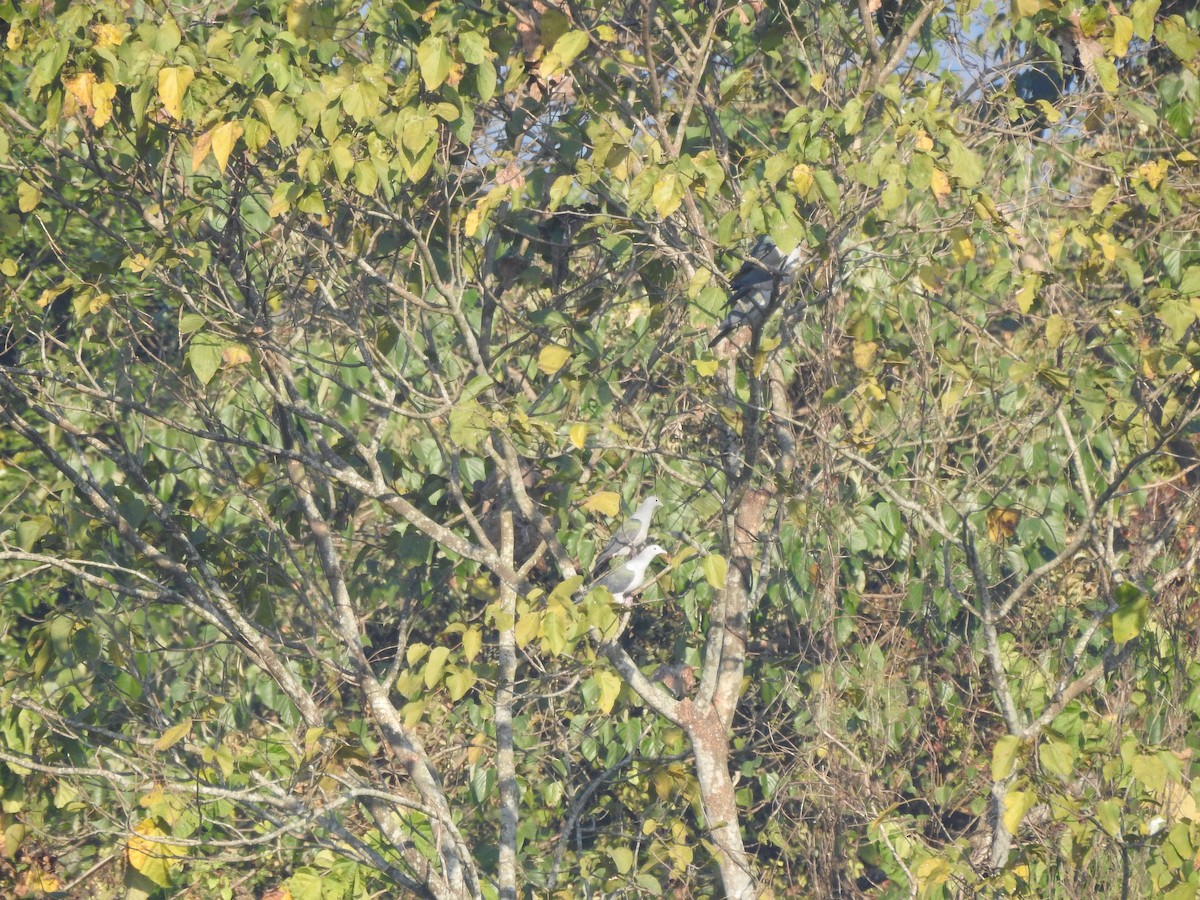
left=1, top=0, right=1200, bottom=897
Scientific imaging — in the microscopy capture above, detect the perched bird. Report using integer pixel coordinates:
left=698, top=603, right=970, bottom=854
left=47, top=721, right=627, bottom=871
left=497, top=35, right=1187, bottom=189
left=585, top=544, right=669, bottom=607
left=594, top=495, right=663, bottom=569
left=709, top=236, right=803, bottom=347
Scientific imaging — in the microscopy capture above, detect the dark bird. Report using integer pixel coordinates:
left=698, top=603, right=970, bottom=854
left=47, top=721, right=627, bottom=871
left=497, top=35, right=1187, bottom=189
left=709, top=237, right=803, bottom=347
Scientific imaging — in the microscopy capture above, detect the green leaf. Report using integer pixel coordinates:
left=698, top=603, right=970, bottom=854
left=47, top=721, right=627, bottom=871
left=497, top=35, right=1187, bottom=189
left=445, top=667, right=477, bottom=701
left=462, top=627, right=483, bottom=663
left=16, top=516, right=52, bottom=551
left=992, top=734, right=1022, bottom=780
left=946, top=140, right=983, bottom=188
left=842, top=97, right=864, bottom=136
left=542, top=605, right=567, bottom=655
left=1132, top=753, right=1168, bottom=792
left=1131, top=0, right=1160, bottom=41
left=288, top=869, right=325, bottom=900
left=449, top=400, right=489, bottom=450
left=423, top=645, right=452, bottom=689
left=189, top=334, right=223, bottom=385
left=812, top=169, right=840, bottom=213
left=702, top=554, right=727, bottom=590
left=1160, top=15, right=1200, bottom=62
left=542, top=30, right=589, bottom=79
left=651, top=171, right=683, bottom=219
left=611, top=846, right=634, bottom=875
left=1097, top=799, right=1122, bottom=836
left=418, top=36, right=453, bottom=89
left=1092, top=57, right=1119, bottom=94
left=1179, top=266, right=1200, bottom=295
left=1039, top=738, right=1075, bottom=778
left=1111, top=583, right=1148, bottom=644
left=17, top=181, right=42, bottom=213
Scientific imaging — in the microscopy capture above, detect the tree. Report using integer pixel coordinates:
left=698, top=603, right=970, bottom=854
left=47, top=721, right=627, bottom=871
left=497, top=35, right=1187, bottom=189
left=2, top=0, right=1200, bottom=897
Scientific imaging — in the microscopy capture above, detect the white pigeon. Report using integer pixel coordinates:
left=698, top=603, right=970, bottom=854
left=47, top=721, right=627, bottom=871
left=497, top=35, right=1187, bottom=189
left=594, top=495, right=662, bottom=569
left=585, top=544, right=668, bottom=607
left=709, top=236, right=803, bottom=347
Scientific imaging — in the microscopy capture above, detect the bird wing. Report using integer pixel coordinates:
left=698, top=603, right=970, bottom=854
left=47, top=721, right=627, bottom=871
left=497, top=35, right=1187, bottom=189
left=594, top=515, right=643, bottom=567
left=710, top=238, right=798, bottom=347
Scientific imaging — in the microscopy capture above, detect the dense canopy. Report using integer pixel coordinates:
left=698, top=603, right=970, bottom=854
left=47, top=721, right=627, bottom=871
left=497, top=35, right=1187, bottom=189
left=2, top=0, right=1200, bottom=897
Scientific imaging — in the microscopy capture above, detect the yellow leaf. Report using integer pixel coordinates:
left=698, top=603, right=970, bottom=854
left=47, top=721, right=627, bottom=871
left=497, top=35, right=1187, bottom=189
left=915, top=857, right=951, bottom=890
left=462, top=626, right=482, bottom=663
left=64, top=72, right=97, bottom=113
left=153, top=718, right=192, bottom=752
left=1015, top=272, right=1040, bottom=313
left=1113, top=15, right=1133, bottom=57
left=568, top=423, right=588, bottom=450
left=852, top=340, right=878, bottom=370
left=127, top=818, right=184, bottom=888
left=1139, top=159, right=1168, bottom=190
left=221, top=344, right=251, bottom=367
left=192, top=127, right=213, bottom=170
left=915, top=129, right=934, bottom=152
left=537, top=344, right=571, bottom=375
left=125, top=253, right=152, bottom=273
left=686, top=267, right=711, bottom=298
left=791, top=163, right=814, bottom=196
left=992, top=733, right=1023, bottom=780
left=157, top=66, right=194, bottom=120
left=17, top=181, right=42, bottom=213
left=583, top=491, right=621, bottom=516
left=949, top=227, right=974, bottom=265
left=211, top=121, right=244, bottom=174
left=1003, top=789, right=1037, bottom=835
left=0, top=258, right=16, bottom=277
left=986, top=507, right=1021, bottom=542
left=692, top=358, right=719, bottom=377
left=91, top=81, right=116, bottom=127
left=92, top=23, right=125, bottom=49
left=594, top=668, right=622, bottom=714
left=930, top=167, right=951, bottom=199
left=919, top=264, right=947, bottom=293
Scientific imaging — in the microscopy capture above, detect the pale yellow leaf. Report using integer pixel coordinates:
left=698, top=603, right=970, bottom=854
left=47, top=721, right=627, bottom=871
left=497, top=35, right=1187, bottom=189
left=153, top=718, right=192, bottom=752
left=568, top=423, right=588, bottom=450
left=949, top=226, right=974, bottom=265
left=157, top=66, right=194, bottom=120
left=17, top=181, right=42, bottom=213
left=930, top=167, right=951, bottom=199
left=583, top=491, right=621, bottom=516
left=192, top=128, right=213, bottom=171
left=1003, top=789, right=1037, bottom=835
left=64, top=72, right=97, bottom=113
left=91, top=81, right=116, bottom=127
left=791, top=163, right=814, bottom=196
left=211, top=121, right=244, bottom=174
left=594, top=668, right=622, bottom=714
left=852, top=341, right=878, bottom=370
left=221, top=344, right=251, bottom=367
left=537, top=344, right=571, bottom=375
left=92, top=23, right=125, bottom=49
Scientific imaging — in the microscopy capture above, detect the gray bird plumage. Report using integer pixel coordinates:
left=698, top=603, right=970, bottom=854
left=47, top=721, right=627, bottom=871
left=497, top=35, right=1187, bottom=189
left=709, top=237, right=803, bottom=347
left=585, top=543, right=668, bottom=607
left=594, top=495, right=662, bottom=569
